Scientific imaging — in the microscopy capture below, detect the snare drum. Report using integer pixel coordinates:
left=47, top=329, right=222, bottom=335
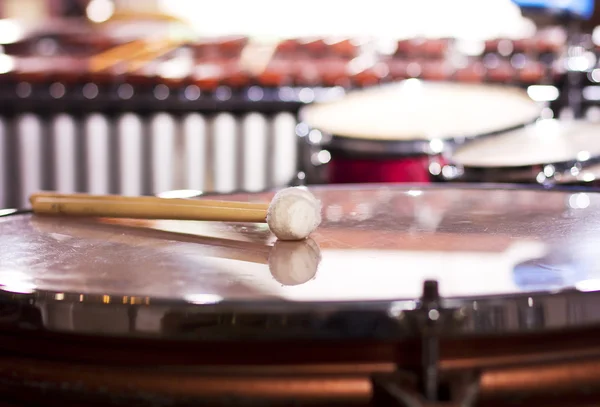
left=449, top=119, right=600, bottom=185
left=1, top=185, right=600, bottom=405
left=298, top=80, right=541, bottom=184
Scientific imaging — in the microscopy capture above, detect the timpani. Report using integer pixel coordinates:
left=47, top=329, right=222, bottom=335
left=1, top=184, right=600, bottom=405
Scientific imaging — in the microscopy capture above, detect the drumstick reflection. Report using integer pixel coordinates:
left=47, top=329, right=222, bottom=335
left=29, top=217, right=321, bottom=286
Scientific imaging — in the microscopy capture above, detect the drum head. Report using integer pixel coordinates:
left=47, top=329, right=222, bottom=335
left=1, top=185, right=600, bottom=340
left=452, top=119, right=600, bottom=168
left=299, top=80, right=541, bottom=142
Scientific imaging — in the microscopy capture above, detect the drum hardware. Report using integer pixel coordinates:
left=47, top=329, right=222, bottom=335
left=371, top=280, right=476, bottom=406
left=371, top=371, right=479, bottom=407
left=439, top=160, right=596, bottom=186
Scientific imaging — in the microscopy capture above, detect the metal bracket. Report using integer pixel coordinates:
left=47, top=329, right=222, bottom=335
left=419, top=280, right=443, bottom=401
left=371, top=280, right=478, bottom=406
left=371, top=370, right=480, bottom=407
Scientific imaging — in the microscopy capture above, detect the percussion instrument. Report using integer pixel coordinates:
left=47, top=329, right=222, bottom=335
left=0, top=29, right=568, bottom=108
left=0, top=19, right=573, bottom=208
left=448, top=119, right=600, bottom=185
left=298, top=80, right=542, bottom=184
left=2, top=184, right=600, bottom=406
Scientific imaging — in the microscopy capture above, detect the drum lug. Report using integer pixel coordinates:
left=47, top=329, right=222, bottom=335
left=373, top=280, right=477, bottom=406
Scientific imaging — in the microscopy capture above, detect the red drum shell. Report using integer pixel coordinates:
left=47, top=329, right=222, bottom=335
left=328, top=155, right=444, bottom=183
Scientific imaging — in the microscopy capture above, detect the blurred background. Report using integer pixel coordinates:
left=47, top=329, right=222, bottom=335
left=1, top=0, right=599, bottom=208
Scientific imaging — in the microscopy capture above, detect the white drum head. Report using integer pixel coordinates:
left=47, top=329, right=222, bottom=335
left=453, top=119, right=600, bottom=168
left=300, top=80, right=541, bottom=141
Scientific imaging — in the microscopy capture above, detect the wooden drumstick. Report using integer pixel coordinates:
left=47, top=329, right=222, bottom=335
left=29, top=188, right=322, bottom=241
left=30, top=192, right=269, bottom=210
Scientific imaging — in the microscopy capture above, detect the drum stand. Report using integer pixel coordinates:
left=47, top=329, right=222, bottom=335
left=369, top=280, right=600, bottom=407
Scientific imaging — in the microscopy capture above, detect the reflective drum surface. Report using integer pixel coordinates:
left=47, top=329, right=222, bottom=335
left=299, top=81, right=541, bottom=184
left=0, top=185, right=599, bottom=306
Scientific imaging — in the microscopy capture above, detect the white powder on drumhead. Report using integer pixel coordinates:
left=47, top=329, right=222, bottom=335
left=266, top=187, right=322, bottom=241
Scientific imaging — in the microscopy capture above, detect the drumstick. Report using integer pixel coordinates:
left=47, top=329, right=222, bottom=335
left=29, top=187, right=322, bottom=241
left=30, top=192, right=270, bottom=210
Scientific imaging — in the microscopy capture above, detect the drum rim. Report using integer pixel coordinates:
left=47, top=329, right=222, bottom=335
left=2, top=279, right=600, bottom=343
left=3, top=183, right=600, bottom=341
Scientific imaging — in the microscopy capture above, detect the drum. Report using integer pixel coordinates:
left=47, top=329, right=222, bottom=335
left=448, top=119, right=600, bottom=185
left=2, top=184, right=600, bottom=406
left=298, top=80, right=542, bottom=184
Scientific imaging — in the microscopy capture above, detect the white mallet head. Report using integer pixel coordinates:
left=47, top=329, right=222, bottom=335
left=266, top=187, right=322, bottom=241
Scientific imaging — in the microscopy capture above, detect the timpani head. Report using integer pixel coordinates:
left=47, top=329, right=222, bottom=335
left=0, top=184, right=593, bottom=304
